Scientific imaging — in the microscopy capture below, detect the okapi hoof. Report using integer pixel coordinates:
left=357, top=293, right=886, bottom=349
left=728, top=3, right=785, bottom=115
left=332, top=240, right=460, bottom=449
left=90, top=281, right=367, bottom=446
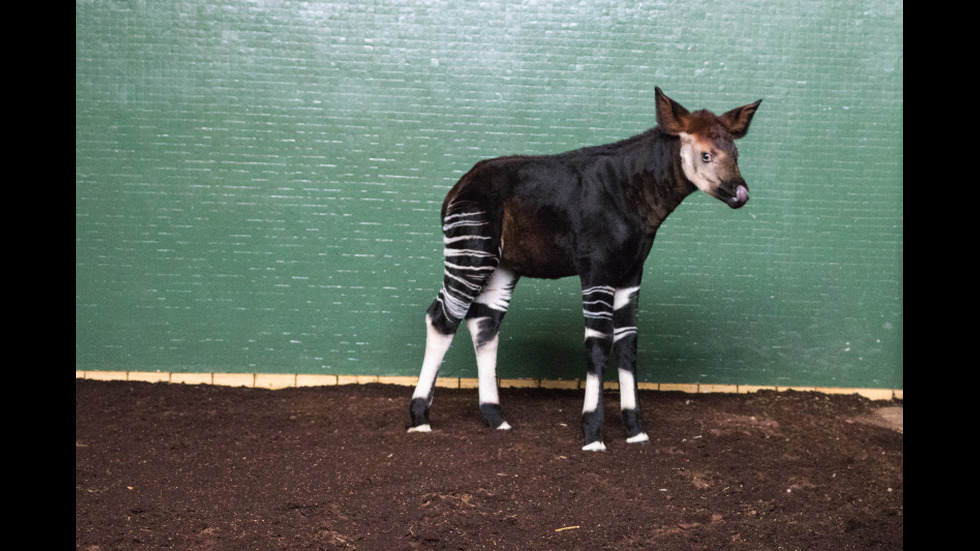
left=479, top=403, right=511, bottom=431
left=626, top=432, right=650, bottom=444
left=582, top=440, right=607, bottom=452
left=409, top=397, right=431, bottom=432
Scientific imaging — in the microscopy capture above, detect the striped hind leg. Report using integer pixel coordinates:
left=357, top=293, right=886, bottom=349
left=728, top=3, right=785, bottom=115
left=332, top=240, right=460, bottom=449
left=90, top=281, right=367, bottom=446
left=409, top=205, right=500, bottom=432
left=466, top=265, right=518, bottom=430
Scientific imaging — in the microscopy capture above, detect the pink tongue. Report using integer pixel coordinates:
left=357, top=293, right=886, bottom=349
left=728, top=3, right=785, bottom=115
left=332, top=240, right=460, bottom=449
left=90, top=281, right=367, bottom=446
left=736, top=185, right=749, bottom=204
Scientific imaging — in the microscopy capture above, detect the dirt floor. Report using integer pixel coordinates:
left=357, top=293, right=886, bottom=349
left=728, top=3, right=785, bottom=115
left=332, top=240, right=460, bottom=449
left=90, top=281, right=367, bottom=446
left=76, top=379, right=903, bottom=550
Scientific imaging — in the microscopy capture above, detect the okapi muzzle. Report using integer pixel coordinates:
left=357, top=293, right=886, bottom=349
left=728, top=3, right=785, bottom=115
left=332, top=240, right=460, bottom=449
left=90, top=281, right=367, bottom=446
left=409, top=87, right=762, bottom=451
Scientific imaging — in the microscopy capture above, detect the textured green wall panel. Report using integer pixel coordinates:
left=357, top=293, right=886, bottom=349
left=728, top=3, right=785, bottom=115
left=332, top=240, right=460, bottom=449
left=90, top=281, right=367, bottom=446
left=76, top=0, right=902, bottom=388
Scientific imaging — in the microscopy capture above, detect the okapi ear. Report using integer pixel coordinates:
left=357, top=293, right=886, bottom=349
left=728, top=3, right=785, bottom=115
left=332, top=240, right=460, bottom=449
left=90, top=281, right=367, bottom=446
left=655, top=87, right=690, bottom=136
left=719, top=99, right=763, bottom=139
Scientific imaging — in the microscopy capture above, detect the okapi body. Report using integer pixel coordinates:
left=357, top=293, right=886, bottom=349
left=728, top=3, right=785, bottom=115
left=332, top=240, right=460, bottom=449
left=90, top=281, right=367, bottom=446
left=409, top=88, right=762, bottom=451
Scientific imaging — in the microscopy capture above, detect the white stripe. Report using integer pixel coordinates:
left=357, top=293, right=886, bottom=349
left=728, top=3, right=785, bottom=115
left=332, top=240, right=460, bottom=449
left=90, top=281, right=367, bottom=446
left=444, top=248, right=497, bottom=257
left=444, top=272, right=483, bottom=293
left=443, top=210, right=487, bottom=221
left=583, top=285, right=615, bottom=295
left=614, top=286, right=640, bottom=310
left=618, top=368, right=637, bottom=410
left=444, top=234, right=493, bottom=244
left=582, top=372, right=601, bottom=413
left=584, top=328, right=610, bottom=341
left=583, top=288, right=615, bottom=318
left=438, top=287, right=473, bottom=319
left=444, top=262, right=497, bottom=272
left=583, top=310, right=614, bottom=320
left=613, top=326, right=638, bottom=342
left=443, top=219, right=488, bottom=231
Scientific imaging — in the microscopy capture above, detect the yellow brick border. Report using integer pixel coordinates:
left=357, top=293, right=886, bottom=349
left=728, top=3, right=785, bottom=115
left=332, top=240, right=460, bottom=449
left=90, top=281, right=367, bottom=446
left=76, top=371, right=902, bottom=401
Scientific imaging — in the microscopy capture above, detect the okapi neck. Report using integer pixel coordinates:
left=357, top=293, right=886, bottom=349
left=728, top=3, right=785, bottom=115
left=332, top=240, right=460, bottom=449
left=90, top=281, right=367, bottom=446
left=623, top=131, right=697, bottom=233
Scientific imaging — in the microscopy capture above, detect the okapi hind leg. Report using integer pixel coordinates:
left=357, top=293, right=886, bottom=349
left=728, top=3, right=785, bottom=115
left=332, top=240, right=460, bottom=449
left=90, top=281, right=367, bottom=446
left=468, top=316, right=509, bottom=430
left=408, top=309, right=456, bottom=432
left=466, top=266, right=518, bottom=430
left=409, top=201, right=501, bottom=433
left=613, top=286, right=650, bottom=444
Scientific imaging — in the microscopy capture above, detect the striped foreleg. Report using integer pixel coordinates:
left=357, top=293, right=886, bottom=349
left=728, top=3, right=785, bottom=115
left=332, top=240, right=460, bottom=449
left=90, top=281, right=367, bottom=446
left=466, top=266, right=518, bottom=430
left=613, top=286, right=649, bottom=444
left=580, top=285, right=616, bottom=451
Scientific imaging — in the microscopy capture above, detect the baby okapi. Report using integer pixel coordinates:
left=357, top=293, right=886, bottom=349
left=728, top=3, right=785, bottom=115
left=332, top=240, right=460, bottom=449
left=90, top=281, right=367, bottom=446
left=409, top=88, right=762, bottom=451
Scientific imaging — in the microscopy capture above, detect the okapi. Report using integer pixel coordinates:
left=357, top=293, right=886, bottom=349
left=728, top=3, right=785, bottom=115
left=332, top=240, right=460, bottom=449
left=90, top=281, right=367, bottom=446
left=409, top=87, right=762, bottom=451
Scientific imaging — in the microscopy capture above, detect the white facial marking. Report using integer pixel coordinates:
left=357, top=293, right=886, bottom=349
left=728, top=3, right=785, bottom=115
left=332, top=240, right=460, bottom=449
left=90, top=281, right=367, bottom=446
left=678, top=132, right=719, bottom=194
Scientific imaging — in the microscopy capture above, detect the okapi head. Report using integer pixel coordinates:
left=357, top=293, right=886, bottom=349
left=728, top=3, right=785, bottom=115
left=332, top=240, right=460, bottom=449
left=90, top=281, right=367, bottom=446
left=655, top=87, right=762, bottom=209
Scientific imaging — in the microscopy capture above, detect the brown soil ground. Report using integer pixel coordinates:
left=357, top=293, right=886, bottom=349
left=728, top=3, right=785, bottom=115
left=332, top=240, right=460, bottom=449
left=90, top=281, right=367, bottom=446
left=76, top=379, right=903, bottom=550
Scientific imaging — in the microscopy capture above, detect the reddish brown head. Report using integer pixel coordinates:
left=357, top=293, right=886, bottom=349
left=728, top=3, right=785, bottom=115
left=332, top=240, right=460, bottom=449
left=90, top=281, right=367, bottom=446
left=655, top=87, right=762, bottom=209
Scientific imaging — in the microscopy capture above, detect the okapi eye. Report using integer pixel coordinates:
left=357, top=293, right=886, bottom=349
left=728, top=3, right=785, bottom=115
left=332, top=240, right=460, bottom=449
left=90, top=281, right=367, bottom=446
left=701, top=152, right=712, bottom=163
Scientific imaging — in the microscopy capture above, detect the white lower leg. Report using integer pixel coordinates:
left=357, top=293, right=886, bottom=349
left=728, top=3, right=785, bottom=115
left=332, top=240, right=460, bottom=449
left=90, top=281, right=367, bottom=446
left=408, top=314, right=455, bottom=433
left=618, top=368, right=649, bottom=443
left=581, top=372, right=606, bottom=451
left=583, top=371, right=601, bottom=414
left=469, top=317, right=510, bottom=430
left=617, top=368, right=637, bottom=410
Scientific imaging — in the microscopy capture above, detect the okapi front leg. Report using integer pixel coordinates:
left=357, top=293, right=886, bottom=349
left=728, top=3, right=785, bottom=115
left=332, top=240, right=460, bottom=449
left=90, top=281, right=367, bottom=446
left=613, top=286, right=649, bottom=444
left=581, top=285, right=616, bottom=451
left=466, top=266, right=518, bottom=430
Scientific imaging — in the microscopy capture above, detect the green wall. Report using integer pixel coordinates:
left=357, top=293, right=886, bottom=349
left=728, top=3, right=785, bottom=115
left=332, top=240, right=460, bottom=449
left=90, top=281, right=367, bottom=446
left=76, top=0, right=903, bottom=389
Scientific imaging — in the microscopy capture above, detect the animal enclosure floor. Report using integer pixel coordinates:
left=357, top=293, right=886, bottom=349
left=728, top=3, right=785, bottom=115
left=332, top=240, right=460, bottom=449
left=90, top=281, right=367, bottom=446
left=76, top=380, right=903, bottom=550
